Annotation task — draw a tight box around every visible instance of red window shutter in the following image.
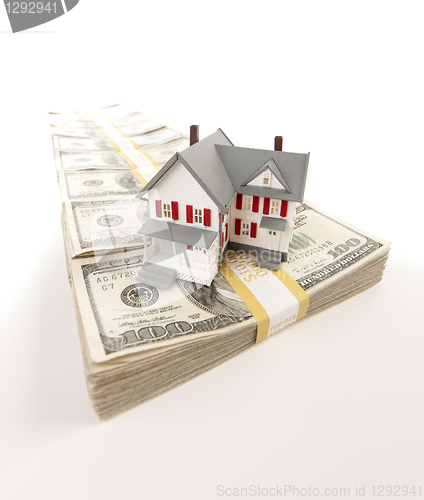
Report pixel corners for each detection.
[252,196,259,213]
[171,201,179,220]
[236,193,243,210]
[225,223,228,241]
[155,200,162,218]
[222,233,224,247]
[250,222,257,238]
[280,200,288,217]
[186,205,193,223]
[222,214,224,223]
[263,198,270,215]
[204,208,211,227]
[235,218,241,235]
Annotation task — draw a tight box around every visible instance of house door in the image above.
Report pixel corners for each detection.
[267,230,281,250]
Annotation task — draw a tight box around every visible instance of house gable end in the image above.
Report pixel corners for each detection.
[149,159,221,232]
[242,158,292,193]
[216,145,309,203]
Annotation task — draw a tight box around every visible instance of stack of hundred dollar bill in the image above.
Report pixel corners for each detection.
[51,104,390,420]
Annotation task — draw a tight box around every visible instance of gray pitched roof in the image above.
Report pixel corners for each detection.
[216,145,309,203]
[138,129,309,209]
[178,129,235,211]
[136,129,235,211]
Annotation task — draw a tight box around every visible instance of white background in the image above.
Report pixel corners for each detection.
[1,2,423,499]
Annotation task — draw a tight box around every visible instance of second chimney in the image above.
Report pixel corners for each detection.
[274,136,283,151]
[190,125,199,146]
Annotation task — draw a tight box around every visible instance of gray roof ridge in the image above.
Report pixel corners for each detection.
[215,144,237,191]
[266,159,293,193]
[216,128,235,146]
[218,143,310,157]
[178,129,235,211]
[178,143,230,212]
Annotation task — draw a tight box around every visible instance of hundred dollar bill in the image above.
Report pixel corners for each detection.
[142,138,189,164]
[48,110,146,128]
[55,150,129,171]
[72,201,390,363]
[71,247,252,363]
[48,103,132,121]
[58,170,143,201]
[107,112,151,127]
[48,116,97,128]
[51,118,164,138]
[52,127,185,153]
[54,137,190,171]
[96,103,140,121]
[64,198,148,257]
[284,202,390,304]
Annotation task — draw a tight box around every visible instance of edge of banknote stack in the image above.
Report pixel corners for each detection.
[50,103,391,420]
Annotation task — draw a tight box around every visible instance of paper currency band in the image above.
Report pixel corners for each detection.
[84,111,160,187]
[222,251,309,343]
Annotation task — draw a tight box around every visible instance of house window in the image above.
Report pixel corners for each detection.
[242,222,250,236]
[263,172,271,185]
[194,208,203,224]
[270,200,280,216]
[243,195,252,211]
[163,203,171,218]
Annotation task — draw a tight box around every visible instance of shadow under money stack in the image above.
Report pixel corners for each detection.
[52,104,390,420]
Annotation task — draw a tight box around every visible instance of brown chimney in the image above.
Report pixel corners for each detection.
[190,125,199,146]
[274,136,283,151]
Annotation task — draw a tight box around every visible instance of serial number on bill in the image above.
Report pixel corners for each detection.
[5,2,58,13]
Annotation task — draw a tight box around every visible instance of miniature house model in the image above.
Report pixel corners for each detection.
[136,127,309,289]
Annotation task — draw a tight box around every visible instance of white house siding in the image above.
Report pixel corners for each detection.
[145,159,221,285]
[147,160,220,233]
[228,195,296,254]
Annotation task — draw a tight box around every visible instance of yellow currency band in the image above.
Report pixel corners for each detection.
[116,153,148,185]
[84,111,160,180]
[97,112,142,151]
[272,267,310,323]
[139,149,161,171]
[131,169,148,186]
[221,261,269,342]
[117,151,139,171]
[221,261,309,343]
